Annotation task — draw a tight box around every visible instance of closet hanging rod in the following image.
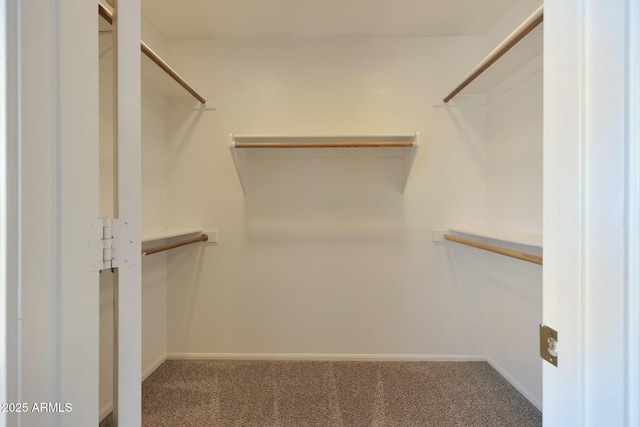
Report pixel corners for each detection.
[235,141,414,149]
[98,3,207,105]
[444,234,542,265]
[98,2,112,24]
[142,234,208,256]
[442,5,543,103]
[140,42,207,104]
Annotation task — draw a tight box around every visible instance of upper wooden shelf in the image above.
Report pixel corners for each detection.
[98,2,207,105]
[443,5,543,104]
[228,133,420,194]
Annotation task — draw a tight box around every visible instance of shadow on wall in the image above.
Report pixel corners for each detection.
[166,244,208,341]
[243,154,406,247]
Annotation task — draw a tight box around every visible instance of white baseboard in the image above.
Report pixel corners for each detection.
[167,352,486,362]
[142,353,168,381]
[486,356,542,411]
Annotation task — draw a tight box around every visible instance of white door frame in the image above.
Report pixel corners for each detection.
[0,0,20,425]
[6,0,638,426]
[6,1,143,425]
[543,0,640,425]
[6,0,102,425]
[112,0,142,425]
[35,0,99,424]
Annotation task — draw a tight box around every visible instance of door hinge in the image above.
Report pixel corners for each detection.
[102,217,115,270]
[94,217,138,271]
[540,324,558,366]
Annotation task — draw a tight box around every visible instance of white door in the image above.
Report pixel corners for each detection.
[3,0,143,426]
[12,0,101,426]
[543,0,640,425]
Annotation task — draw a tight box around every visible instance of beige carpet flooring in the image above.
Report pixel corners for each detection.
[100,360,541,426]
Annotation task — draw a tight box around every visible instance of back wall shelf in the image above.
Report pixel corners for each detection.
[228,133,420,194]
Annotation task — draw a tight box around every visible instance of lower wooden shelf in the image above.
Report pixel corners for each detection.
[142,228,202,244]
[448,227,542,248]
[446,227,542,265]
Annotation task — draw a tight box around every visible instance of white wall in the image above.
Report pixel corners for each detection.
[441,67,543,408]
[163,37,490,358]
[487,71,542,232]
[483,2,543,409]
[158,0,543,410]
[485,70,543,408]
[486,0,543,49]
[139,81,170,376]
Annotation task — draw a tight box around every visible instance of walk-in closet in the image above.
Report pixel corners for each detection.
[96,0,545,425]
[8,0,640,426]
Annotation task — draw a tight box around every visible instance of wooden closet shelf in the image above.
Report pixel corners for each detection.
[98,2,207,104]
[445,234,542,265]
[142,234,208,256]
[443,5,543,103]
[142,228,202,243]
[447,227,542,247]
[229,133,419,194]
[445,228,542,265]
[234,140,414,149]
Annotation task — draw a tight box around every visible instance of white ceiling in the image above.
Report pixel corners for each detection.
[141,0,520,39]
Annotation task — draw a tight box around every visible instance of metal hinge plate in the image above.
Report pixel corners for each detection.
[92,217,138,271]
[540,324,558,366]
[102,217,114,269]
